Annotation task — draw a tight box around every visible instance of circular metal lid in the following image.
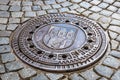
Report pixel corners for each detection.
[11,13,107,72]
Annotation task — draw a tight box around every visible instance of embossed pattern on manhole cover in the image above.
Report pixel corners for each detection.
[11,13,107,72]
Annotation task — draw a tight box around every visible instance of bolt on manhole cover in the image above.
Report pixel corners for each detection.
[11,13,107,72]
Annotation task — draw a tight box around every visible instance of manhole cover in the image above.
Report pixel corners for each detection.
[11,13,107,72]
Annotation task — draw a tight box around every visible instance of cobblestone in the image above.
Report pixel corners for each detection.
[22,6,32,11]
[116,35,120,41]
[59,8,69,12]
[33,1,44,5]
[113,2,120,7]
[94,65,114,78]
[90,6,102,12]
[111,70,120,80]
[110,19,120,26]
[71,0,82,3]
[31,73,49,80]
[9,6,21,11]
[0,45,11,53]
[0,5,9,11]
[100,10,113,16]
[0,0,9,5]
[90,0,101,5]
[52,4,61,9]
[69,4,80,10]
[98,3,109,9]
[107,6,118,12]
[22,1,32,6]
[1,53,16,63]
[112,13,120,20]
[111,40,119,49]
[45,0,56,5]
[47,9,58,13]
[0,31,11,37]
[103,0,115,4]
[25,12,36,17]
[19,68,36,79]
[0,24,6,30]
[7,24,18,30]
[110,50,120,58]
[61,1,72,7]
[109,31,118,39]
[32,6,41,11]
[89,13,101,20]
[0,37,9,45]
[11,12,23,18]
[5,61,24,71]
[0,64,5,73]
[41,5,52,10]
[79,1,92,9]
[0,18,8,24]
[46,73,63,80]
[103,56,120,69]
[37,10,47,16]
[9,18,20,23]
[109,26,120,33]
[1,72,20,80]
[80,69,100,80]
[69,73,84,80]
[9,1,21,6]
[99,77,108,80]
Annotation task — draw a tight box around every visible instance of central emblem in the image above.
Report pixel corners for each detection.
[43,26,77,49]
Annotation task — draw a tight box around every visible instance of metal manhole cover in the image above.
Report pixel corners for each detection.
[11,13,107,72]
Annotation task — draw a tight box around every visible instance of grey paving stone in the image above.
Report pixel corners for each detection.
[79,1,92,9]
[94,65,114,78]
[9,1,21,5]
[0,24,6,30]
[98,2,109,8]
[109,31,118,39]
[1,53,16,63]
[45,0,56,5]
[112,13,120,20]
[52,4,61,9]
[0,5,9,11]
[110,50,120,58]
[113,2,120,7]
[89,13,101,20]
[82,11,92,16]
[1,72,20,80]
[0,37,9,45]
[32,6,41,11]
[9,6,21,11]
[0,64,5,73]
[47,9,58,13]
[110,19,120,26]
[22,1,32,6]
[19,68,36,79]
[56,0,66,3]
[80,69,100,80]
[41,5,52,10]
[107,6,118,12]
[76,8,85,13]
[109,26,120,33]
[9,18,20,23]
[98,16,111,24]
[116,35,120,41]
[69,4,80,10]
[0,18,8,24]
[0,31,11,37]
[103,0,115,4]
[111,40,119,49]
[33,1,44,5]
[5,61,24,71]
[22,6,32,11]
[69,73,84,80]
[90,0,101,5]
[111,70,120,80]
[25,12,36,17]
[11,12,23,17]
[100,10,113,16]
[0,45,11,53]
[59,8,69,12]
[0,0,9,5]
[46,73,63,80]
[90,6,102,12]
[71,0,82,3]
[103,56,120,69]
[61,1,72,7]
[37,10,47,16]
[0,11,10,17]
[31,73,49,80]
[7,24,18,30]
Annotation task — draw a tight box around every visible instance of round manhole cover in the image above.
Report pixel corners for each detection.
[11,13,107,72]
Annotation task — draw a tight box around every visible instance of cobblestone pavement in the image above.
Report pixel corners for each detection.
[0,0,120,80]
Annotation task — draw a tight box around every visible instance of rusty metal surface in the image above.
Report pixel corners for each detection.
[11,13,107,72]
